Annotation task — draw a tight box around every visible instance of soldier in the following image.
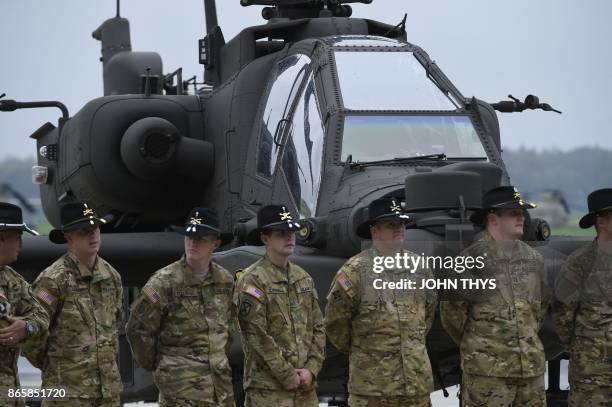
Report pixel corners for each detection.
[126,207,235,406]
[0,203,49,407]
[25,202,123,406]
[553,188,612,406]
[440,186,549,406]
[234,204,325,407]
[324,197,437,407]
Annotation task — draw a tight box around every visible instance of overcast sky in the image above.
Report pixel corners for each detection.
[1,0,611,160]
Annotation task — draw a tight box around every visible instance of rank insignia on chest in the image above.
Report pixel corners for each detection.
[143,287,161,304]
[337,272,352,292]
[243,284,264,300]
[36,288,57,307]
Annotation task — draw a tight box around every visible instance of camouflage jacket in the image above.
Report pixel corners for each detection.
[440,233,549,378]
[553,240,612,386]
[126,257,235,405]
[324,247,437,397]
[0,265,49,398]
[24,252,123,399]
[233,257,325,391]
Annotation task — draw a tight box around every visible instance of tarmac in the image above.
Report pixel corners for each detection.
[18,358,569,406]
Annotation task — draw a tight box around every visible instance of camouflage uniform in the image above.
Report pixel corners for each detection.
[324,247,437,406]
[126,256,235,407]
[553,240,612,406]
[24,252,123,406]
[440,233,549,407]
[234,256,325,407]
[0,265,49,407]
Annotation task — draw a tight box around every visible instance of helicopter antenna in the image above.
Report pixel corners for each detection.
[116,0,120,17]
[144,67,151,97]
[383,13,407,37]
[203,0,219,34]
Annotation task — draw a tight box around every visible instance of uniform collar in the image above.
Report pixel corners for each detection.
[483,232,520,260]
[261,256,304,284]
[66,251,110,283]
[180,255,214,286]
[594,238,612,257]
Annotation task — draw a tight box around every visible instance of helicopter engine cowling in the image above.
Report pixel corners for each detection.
[33,94,211,230]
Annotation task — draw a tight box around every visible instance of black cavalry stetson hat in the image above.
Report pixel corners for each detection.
[172,207,234,246]
[579,188,612,229]
[470,186,536,225]
[0,202,38,235]
[246,204,302,246]
[49,202,107,244]
[356,197,411,239]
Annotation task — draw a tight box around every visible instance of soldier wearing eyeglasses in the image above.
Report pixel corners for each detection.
[441,186,550,407]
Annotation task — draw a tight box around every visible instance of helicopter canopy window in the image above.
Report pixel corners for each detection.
[281,74,324,218]
[330,36,405,47]
[334,51,457,111]
[257,54,311,179]
[341,115,487,162]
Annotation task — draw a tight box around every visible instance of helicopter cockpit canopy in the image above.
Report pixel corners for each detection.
[330,36,488,163]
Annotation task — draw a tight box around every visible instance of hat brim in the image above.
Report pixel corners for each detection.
[0,223,39,236]
[579,205,612,229]
[356,213,411,240]
[172,225,234,246]
[470,201,536,225]
[246,221,302,246]
[48,217,107,244]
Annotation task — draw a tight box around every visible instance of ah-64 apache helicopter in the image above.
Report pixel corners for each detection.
[1,0,574,405]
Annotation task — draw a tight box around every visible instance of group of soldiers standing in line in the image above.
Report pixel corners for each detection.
[0,186,610,406]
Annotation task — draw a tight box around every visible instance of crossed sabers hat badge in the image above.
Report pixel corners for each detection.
[279,208,293,221]
[186,212,203,233]
[513,187,526,205]
[390,200,402,213]
[82,203,99,226]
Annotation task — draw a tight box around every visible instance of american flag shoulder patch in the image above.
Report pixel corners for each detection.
[142,287,161,304]
[337,272,352,292]
[36,288,57,307]
[243,284,264,300]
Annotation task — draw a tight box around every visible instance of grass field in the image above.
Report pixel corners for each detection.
[551,214,596,237]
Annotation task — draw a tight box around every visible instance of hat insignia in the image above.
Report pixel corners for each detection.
[280,210,293,221]
[83,208,94,216]
[390,200,401,213]
[189,217,203,225]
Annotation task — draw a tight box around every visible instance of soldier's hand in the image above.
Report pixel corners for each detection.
[0,317,27,346]
[285,372,301,390]
[296,368,313,389]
